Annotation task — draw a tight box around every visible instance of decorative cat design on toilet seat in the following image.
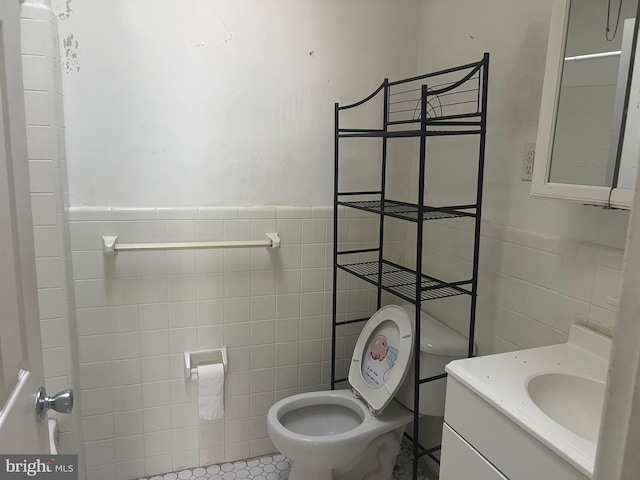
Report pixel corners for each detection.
[362,334,399,387]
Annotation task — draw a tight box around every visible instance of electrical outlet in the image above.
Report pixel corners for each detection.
[521,143,535,181]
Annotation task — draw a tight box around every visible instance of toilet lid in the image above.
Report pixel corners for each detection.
[348,305,414,414]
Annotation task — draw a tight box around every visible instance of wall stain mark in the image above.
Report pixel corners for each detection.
[222,22,233,44]
[62,33,80,73]
[53,0,73,20]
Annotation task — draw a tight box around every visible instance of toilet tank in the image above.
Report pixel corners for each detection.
[394,305,470,416]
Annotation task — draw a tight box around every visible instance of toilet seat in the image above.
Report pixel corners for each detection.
[349,305,414,414]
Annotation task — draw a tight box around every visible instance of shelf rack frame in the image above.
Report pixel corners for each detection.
[331,53,489,480]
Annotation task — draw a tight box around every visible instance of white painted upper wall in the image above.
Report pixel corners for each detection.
[59,0,632,248]
[58,0,423,207]
[416,0,630,249]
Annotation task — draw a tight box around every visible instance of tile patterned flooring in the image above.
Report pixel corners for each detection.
[139,443,433,480]
[392,443,435,480]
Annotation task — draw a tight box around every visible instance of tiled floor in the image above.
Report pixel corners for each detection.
[392,443,435,480]
[139,443,433,480]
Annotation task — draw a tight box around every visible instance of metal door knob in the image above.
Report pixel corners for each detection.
[35,387,73,421]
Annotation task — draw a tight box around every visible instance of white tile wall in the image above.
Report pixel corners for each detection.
[69,206,399,479]
[405,218,623,355]
[65,204,623,479]
[21,4,85,475]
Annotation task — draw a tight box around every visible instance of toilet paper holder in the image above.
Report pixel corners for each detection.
[184,348,228,381]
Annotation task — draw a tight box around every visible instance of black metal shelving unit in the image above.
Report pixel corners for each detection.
[331,53,489,480]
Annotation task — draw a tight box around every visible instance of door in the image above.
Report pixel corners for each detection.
[0,0,48,453]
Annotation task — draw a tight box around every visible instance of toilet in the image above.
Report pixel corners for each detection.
[267,304,469,480]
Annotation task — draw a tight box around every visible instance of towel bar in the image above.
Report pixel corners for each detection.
[102,233,280,253]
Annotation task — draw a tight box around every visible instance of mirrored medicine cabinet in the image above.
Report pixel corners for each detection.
[532,0,640,209]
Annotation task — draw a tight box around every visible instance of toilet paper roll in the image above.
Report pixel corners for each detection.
[197,363,224,421]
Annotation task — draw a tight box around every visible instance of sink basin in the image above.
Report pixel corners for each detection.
[527,373,605,443]
[446,325,611,477]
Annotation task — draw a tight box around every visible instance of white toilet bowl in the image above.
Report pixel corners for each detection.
[267,305,415,480]
[268,390,412,479]
[266,304,470,480]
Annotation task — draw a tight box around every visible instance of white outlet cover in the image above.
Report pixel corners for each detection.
[521,144,535,181]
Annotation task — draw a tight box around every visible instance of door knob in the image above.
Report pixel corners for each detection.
[35,387,73,421]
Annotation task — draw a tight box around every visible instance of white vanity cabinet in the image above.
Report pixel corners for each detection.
[440,423,507,480]
[440,377,590,480]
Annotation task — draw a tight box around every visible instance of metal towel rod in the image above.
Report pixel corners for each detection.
[102,233,280,254]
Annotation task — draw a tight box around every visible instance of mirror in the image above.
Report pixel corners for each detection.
[532,0,640,208]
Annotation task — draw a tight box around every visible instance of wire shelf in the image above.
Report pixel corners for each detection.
[337,199,476,222]
[337,260,470,303]
[337,128,482,138]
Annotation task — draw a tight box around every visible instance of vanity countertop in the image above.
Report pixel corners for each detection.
[445,325,611,478]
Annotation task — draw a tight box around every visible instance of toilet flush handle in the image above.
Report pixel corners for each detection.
[35,387,74,421]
